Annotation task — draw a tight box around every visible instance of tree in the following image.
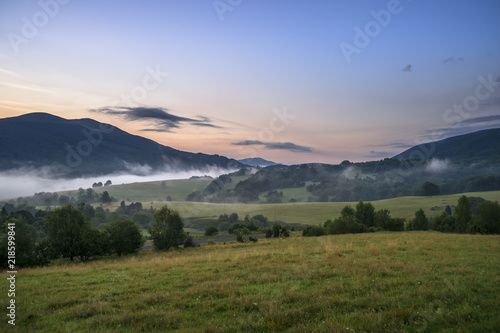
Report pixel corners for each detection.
[355,201,375,228]
[229,213,239,223]
[433,211,455,233]
[386,217,405,232]
[149,206,186,250]
[474,201,500,234]
[205,225,219,236]
[106,217,144,255]
[101,191,112,204]
[455,195,471,233]
[326,205,366,234]
[0,218,35,268]
[408,208,428,231]
[43,204,99,261]
[374,209,392,230]
[184,233,197,248]
[105,180,112,186]
[58,195,70,206]
[272,223,281,238]
[421,182,440,196]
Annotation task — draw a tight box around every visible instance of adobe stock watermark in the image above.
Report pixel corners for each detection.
[7,0,71,54]
[52,65,169,171]
[339,0,412,64]
[213,0,243,21]
[6,221,17,326]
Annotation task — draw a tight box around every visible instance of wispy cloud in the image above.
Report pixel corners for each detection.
[442,57,464,64]
[460,114,500,126]
[232,140,313,153]
[402,64,412,72]
[0,80,55,93]
[89,106,221,131]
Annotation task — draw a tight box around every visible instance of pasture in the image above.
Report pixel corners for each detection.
[4,232,499,332]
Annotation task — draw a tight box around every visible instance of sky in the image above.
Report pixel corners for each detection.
[0,0,499,165]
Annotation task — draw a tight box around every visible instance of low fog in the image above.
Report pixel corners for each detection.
[425,158,452,173]
[0,167,234,201]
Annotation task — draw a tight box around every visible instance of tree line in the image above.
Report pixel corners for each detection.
[0,203,196,268]
[302,196,500,237]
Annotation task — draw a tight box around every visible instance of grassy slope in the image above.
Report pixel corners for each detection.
[60,178,500,224]
[4,232,499,332]
[72,178,213,203]
[142,191,500,225]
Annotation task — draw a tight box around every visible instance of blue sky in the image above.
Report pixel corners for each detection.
[1,0,499,164]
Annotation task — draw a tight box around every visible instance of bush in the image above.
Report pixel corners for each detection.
[248,236,258,242]
[183,234,197,248]
[302,225,325,237]
[236,233,244,243]
[205,225,219,236]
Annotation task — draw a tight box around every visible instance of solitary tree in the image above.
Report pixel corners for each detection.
[149,206,186,250]
[106,217,144,255]
[205,225,219,236]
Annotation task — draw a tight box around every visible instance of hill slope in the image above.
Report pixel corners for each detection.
[392,128,500,163]
[0,113,242,177]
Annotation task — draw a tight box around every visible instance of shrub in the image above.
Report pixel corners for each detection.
[236,233,244,243]
[183,234,197,248]
[205,225,219,236]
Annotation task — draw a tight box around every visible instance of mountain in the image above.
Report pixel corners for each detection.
[392,128,500,163]
[0,113,243,177]
[238,158,279,167]
[190,129,500,203]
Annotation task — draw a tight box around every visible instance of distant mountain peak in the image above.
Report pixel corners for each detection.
[238,158,279,167]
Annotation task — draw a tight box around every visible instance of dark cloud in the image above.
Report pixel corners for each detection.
[139,128,174,133]
[442,57,464,64]
[232,140,313,153]
[266,142,313,153]
[233,140,264,146]
[402,64,412,72]
[89,106,221,131]
[460,115,500,126]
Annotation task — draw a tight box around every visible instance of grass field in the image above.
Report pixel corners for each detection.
[3,232,499,332]
[97,191,500,226]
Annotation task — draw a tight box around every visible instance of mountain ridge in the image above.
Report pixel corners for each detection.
[392,128,500,163]
[0,112,242,177]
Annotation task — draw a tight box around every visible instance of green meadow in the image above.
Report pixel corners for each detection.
[3,232,499,332]
[95,191,500,225]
